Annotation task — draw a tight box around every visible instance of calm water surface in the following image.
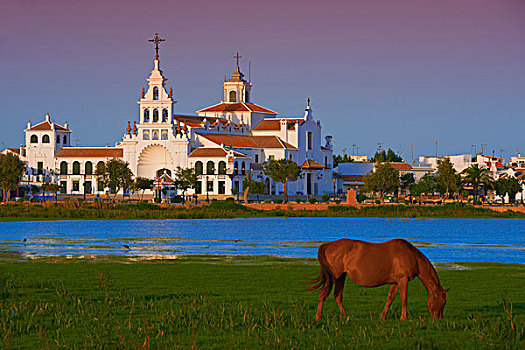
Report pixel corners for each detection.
[0,218,524,263]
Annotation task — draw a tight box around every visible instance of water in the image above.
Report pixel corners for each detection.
[0,218,524,263]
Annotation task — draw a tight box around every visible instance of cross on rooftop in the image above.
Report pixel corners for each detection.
[234,52,242,68]
[148,33,166,60]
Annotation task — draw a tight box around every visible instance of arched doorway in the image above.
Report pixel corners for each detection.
[265,178,271,195]
[137,145,174,178]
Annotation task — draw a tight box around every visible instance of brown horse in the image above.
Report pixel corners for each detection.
[309,238,448,321]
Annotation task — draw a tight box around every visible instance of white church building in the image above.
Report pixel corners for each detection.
[4,34,334,199]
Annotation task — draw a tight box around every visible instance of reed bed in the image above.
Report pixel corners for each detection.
[1,202,524,222]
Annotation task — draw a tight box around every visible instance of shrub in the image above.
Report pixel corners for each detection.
[273,198,283,204]
[153,197,161,203]
[209,199,249,211]
[321,194,329,203]
[309,197,317,204]
[171,196,183,203]
[357,194,367,203]
[295,198,301,203]
[264,199,272,203]
[302,199,307,203]
[334,198,342,204]
[375,199,381,204]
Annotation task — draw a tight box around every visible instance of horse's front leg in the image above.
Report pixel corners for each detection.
[380,283,398,320]
[398,277,409,321]
[333,274,347,316]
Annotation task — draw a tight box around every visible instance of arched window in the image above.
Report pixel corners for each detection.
[143,130,150,140]
[60,161,68,175]
[161,130,168,140]
[229,90,237,103]
[153,109,159,122]
[63,135,67,144]
[153,87,159,100]
[241,161,246,175]
[162,109,168,122]
[152,129,159,140]
[144,109,150,122]
[245,90,250,102]
[234,161,238,175]
[30,135,38,143]
[73,161,80,175]
[96,161,105,174]
[56,135,61,143]
[85,161,93,175]
[195,161,203,175]
[206,161,215,175]
[42,135,50,143]
[218,161,226,175]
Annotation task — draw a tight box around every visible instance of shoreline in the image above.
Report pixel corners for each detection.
[2,201,525,222]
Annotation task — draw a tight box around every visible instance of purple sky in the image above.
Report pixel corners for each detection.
[1,0,524,161]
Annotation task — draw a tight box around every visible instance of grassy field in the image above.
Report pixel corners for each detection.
[0,255,523,349]
[1,201,525,221]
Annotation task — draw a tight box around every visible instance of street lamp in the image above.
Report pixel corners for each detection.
[333,177,336,200]
[206,176,209,203]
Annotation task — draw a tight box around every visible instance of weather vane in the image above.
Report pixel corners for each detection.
[148,33,166,60]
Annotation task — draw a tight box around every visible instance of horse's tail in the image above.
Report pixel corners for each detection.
[307,243,333,292]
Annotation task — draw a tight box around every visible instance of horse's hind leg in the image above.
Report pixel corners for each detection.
[315,279,333,321]
[334,273,347,316]
[380,284,398,320]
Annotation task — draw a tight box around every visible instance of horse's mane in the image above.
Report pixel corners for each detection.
[406,241,442,292]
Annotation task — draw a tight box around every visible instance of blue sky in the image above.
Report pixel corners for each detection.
[1,0,524,160]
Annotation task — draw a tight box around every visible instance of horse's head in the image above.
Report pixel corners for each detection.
[427,288,449,320]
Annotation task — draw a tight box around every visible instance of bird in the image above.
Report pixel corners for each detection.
[123,244,130,250]
[23,238,27,243]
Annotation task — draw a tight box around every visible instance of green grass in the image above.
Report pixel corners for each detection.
[0,256,523,349]
[1,202,525,221]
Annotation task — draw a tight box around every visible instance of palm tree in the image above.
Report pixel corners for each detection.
[461,164,494,203]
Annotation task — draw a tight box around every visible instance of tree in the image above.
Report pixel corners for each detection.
[244,177,266,202]
[133,177,154,201]
[461,164,493,203]
[95,158,133,200]
[435,158,460,200]
[371,148,403,163]
[332,154,354,167]
[43,182,62,202]
[410,173,436,204]
[0,153,26,201]
[173,167,199,203]
[263,159,301,203]
[495,177,522,205]
[362,162,400,203]
[400,173,415,198]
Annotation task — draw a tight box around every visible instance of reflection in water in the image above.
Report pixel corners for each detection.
[0,218,524,263]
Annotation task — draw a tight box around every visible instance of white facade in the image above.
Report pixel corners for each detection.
[6,41,334,198]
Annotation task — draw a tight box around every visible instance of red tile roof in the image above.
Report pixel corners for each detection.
[197,133,297,150]
[301,159,325,169]
[173,115,230,128]
[197,102,277,114]
[252,119,301,131]
[55,148,123,158]
[388,162,412,170]
[189,147,248,158]
[28,120,70,132]
[486,162,505,169]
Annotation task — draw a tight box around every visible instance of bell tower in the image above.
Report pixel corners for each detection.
[223,52,252,104]
[138,33,175,125]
